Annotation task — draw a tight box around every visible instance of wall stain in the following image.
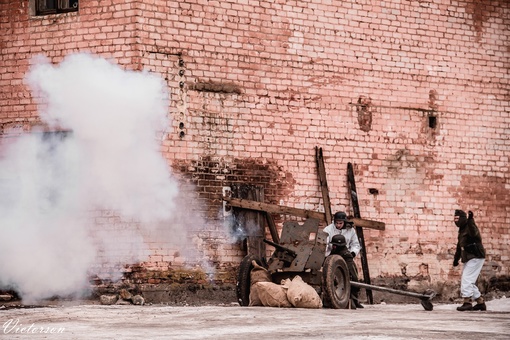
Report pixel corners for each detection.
[356,96,373,132]
[450,174,509,233]
[464,0,498,42]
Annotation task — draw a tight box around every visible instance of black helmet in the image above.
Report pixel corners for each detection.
[331,234,347,247]
[333,211,348,222]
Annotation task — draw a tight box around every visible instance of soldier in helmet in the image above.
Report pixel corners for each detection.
[330,234,357,277]
[324,211,363,308]
[330,234,362,308]
[324,211,361,258]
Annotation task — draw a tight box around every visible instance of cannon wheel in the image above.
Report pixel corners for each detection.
[322,255,351,309]
[236,254,261,306]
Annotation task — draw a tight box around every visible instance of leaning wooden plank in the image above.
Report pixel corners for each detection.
[265,212,280,244]
[223,197,385,231]
[315,146,333,225]
[347,161,374,304]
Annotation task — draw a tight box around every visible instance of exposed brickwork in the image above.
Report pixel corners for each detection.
[1,0,509,291]
[172,156,296,219]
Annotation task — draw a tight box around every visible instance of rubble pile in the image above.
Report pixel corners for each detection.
[100,289,145,306]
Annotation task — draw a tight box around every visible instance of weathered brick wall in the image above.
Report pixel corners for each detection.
[1,0,509,291]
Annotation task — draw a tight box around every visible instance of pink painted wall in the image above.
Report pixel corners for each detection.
[1,0,508,288]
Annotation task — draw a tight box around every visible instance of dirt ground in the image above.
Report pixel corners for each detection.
[1,297,509,340]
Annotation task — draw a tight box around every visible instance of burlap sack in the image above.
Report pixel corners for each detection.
[249,260,272,306]
[251,282,292,308]
[281,278,292,288]
[249,283,263,306]
[250,260,272,285]
[286,275,323,309]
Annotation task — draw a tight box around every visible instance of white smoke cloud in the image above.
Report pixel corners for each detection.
[0,53,188,302]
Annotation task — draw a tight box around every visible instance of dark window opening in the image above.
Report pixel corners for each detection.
[36,0,79,15]
[368,188,379,195]
[428,116,437,129]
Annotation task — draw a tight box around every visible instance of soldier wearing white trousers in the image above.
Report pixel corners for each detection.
[453,210,487,311]
[460,257,485,300]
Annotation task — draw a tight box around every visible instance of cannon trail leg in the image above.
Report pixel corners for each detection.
[350,281,436,311]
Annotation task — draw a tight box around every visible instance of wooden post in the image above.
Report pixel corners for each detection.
[315,146,333,225]
[231,184,266,260]
[347,162,374,304]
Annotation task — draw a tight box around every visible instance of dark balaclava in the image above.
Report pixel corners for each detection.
[454,209,467,228]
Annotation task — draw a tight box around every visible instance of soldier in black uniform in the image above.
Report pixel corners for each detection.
[453,209,487,311]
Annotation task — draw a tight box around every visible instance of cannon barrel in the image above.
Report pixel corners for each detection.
[263,239,297,257]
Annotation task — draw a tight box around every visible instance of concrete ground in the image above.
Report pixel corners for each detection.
[1,298,509,340]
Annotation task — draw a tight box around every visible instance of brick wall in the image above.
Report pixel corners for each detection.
[1,0,509,291]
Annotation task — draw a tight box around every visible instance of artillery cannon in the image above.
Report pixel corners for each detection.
[236,218,435,310]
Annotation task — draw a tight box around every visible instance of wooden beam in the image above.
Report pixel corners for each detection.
[223,197,385,231]
[224,197,325,220]
[315,146,333,225]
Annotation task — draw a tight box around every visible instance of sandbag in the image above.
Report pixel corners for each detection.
[250,260,272,285]
[249,261,272,306]
[251,282,292,308]
[285,275,323,309]
[248,283,263,306]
